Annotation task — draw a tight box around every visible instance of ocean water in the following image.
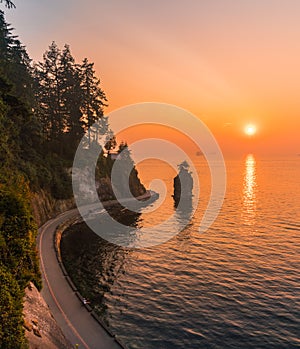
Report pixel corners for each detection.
[61,156,300,349]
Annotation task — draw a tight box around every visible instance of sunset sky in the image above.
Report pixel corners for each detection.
[5,0,300,157]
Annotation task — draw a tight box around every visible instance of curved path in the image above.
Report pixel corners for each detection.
[38,191,155,349]
[38,208,124,349]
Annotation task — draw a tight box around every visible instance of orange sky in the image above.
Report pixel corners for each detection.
[5,0,300,157]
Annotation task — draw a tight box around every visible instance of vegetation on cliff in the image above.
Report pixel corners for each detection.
[0,178,41,349]
[0,4,145,347]
[0,7,42,347]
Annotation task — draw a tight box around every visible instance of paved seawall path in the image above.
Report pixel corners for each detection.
[38,191,155,349]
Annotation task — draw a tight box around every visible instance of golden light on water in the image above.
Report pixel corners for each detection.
[242,154,257,225]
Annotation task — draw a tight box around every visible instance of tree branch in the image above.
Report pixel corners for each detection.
[0,0,16,9]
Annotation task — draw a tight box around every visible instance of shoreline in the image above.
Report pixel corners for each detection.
[38,208,126,349]
[54,216,128,348]
[40,190,158,349]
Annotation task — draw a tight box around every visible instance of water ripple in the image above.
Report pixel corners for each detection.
[61,158,300,349]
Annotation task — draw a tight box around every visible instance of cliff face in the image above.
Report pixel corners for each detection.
[31,189,75,227]
[23,282,73,349]
[108,166,146,200]
[31,165,147,243]
[74,165,146,204]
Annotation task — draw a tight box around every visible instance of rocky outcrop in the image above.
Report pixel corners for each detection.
[31,189,75,227]
[173,165,193,204]
[73,167,146,204]
[23,282,73,349]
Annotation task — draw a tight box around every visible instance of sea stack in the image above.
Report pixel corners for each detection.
[173,161,193,205]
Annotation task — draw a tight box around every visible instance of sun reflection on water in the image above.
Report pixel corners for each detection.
[242,154,257,225]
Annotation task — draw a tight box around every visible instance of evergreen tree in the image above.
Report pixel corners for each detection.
[118,141,132,161]
[60,45,83,143]
[0,0,15,8]
[34,43,108,155]
[34,42,65,142]
[105,130,117,154]
[0,11,33,102]
[8,39,34,103]
[0,10,13,70]
[80,58,107,145]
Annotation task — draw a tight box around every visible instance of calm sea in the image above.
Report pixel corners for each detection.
[61,156,300,349]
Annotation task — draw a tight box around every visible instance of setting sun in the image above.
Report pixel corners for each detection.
[2,2,300,349]
[244,124,257,136]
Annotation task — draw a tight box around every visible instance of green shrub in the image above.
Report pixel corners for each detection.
[0,263,28,349]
